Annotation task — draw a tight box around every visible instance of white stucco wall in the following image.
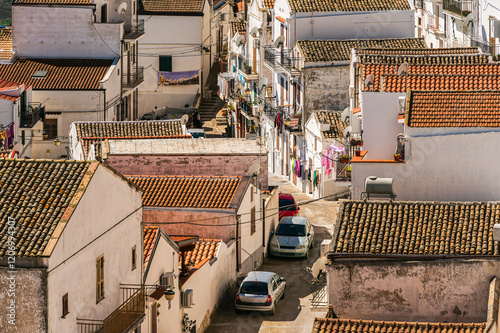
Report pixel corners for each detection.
[47,164,143,332]
[289,10,415,45]
[361,92,405,160]
[352,131,500,201]
[12,6,122,58]
[143,232,182,333]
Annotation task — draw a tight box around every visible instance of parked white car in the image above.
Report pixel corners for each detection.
[235,271,286,315]
[269,216,314,258]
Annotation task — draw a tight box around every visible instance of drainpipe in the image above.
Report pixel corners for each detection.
[103,90,107,121]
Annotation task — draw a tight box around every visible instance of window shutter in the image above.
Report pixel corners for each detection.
[159,56,172,72]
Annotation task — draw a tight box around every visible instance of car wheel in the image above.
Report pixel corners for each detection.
[267,304,275,316]
[235,308,242,314]
[281,289,286,300]
[310,239,314,249]
[305,249,309,259]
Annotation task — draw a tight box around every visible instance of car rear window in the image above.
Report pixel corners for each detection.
[276,223,306,236]
[240,282,268,295]
[279,198,296,211]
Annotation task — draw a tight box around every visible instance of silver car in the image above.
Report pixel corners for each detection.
[269,216,314,258]
[235,271,286,315]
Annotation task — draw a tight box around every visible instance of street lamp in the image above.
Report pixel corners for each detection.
[54,138,61,146]
[164,288,175,301]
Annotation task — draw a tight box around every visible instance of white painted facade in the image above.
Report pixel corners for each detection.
[138,1,211,115]
[143,229,182,333]
[46,164,143,332]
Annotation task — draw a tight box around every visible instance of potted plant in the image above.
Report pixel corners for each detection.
[355,150,362,157]
[350,138,363,146]
[339,154,349,164]
[394,153,403,162]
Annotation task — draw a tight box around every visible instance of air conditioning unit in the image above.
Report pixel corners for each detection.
[253,39,260,48]
[320,123,330,132]
[160,272,175,288]
[252,105,260,116]
[182,289,194,307]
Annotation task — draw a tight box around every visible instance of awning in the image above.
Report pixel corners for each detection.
[276,16,286,23]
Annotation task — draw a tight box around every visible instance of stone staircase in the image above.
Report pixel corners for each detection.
[199,96,224,124]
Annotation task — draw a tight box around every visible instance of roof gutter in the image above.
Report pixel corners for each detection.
[327,253,500,262]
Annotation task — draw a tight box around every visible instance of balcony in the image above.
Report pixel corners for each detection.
[264,46,281,71]
[123,20,145,40]
[122,67,144,89]
[20,102,44,128]
[263,47,301,76]
[237,55,259,80]
[77,287,145,333]
[334,142,362,182]
[443,0,473,17]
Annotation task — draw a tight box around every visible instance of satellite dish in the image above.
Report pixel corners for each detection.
[180,114,189,125]
[250,27,259,38]
[343,125,352,138]
[258,77,268,91]
[117,2,127,15]
[464,12,474,27]
[341,107,351,123]
[274,35,285,48]
[311,256,328,279]
[364,74,374,89]
[246,163,261,177]
[397,62,409,76]
[235,35,245,47]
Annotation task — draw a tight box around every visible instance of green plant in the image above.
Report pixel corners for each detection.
[183,313,196,333]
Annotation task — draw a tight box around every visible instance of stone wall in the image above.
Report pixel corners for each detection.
[328,259,500,323]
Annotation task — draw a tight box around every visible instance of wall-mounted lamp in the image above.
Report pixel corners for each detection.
[164,288,175,301]
[245,88,251,96]
[54,138,61,146]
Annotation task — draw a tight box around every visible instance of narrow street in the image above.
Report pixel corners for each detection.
[206,177,339,333]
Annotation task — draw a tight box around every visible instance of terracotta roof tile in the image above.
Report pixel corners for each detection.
[127,175,242,208]
[180,238,221,266]
[171,235,198,243]
[357,47,479,56]
[297,39,426,62]
[230,21,246,37]
[264,0,274,9]
[406,90,500,127]
[13,0,91,4]
[75,120,184,139]
[359,53,489,66]
[0,150,12,158]
[143,226,159,268]
[290,0,410,12]
[334,201,500,256]
[311,318,486,333]
[0,29,14,60]
[362,64,500,92]
[315,111,346,139]
[0,58,114,90]
[382,74,500,92]
[140,0,204,13]
[0,159,94,257]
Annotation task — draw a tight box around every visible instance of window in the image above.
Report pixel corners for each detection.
[31,70,48,79]
[250,188,254,203]
[250,207,256,235]
[159,55,172,72]
[131,246,137,270]
[96,255,105,303]
[43,119,57,140]
[62,293,69,317]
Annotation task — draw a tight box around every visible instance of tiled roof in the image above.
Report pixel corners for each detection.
[357,47,479,56]
[289,0,410,12]
[230,21,246,37]
[334,201,500,256]
[127,175,242,208]
[358,53,489,65]
[140,0,204,13]
[171,235,198,243]
[179,238,221,266]
[406,90,500,127]
[0,159,96,257]
[144,226,159,268]
[362,64,500,91]
[0,150,11,158]
[0,94,19,102]
[263,0,274,9]
[0,29,14,60]
[311,318,486,333]
[316,111,346,139]
[13,0,92,5]
[297,39,426,62]
[0,58,114,90]
[382,74,500,92]
[75,120,184,140]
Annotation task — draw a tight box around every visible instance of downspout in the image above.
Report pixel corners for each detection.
[103,89,107,121]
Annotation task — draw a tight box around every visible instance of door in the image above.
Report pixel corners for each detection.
[101,4,107,23]
[151,302,157,333]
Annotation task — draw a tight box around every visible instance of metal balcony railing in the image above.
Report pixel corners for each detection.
[264,46,280,70]
[122,66,144,89]
[443,0,473,17]
[278,49,301,76]
[20,102,44,128]
[77,287,145,333]
[237,55,257,76]
[123,20,145,40]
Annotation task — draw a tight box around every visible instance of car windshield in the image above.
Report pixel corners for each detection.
[279,198,296,211]
[240,281,268,295]
[276,223,306,236]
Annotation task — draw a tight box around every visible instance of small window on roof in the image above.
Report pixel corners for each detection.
[32,70,48,79]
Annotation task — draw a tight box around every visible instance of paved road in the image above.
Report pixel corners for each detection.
[207,180,339,333]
